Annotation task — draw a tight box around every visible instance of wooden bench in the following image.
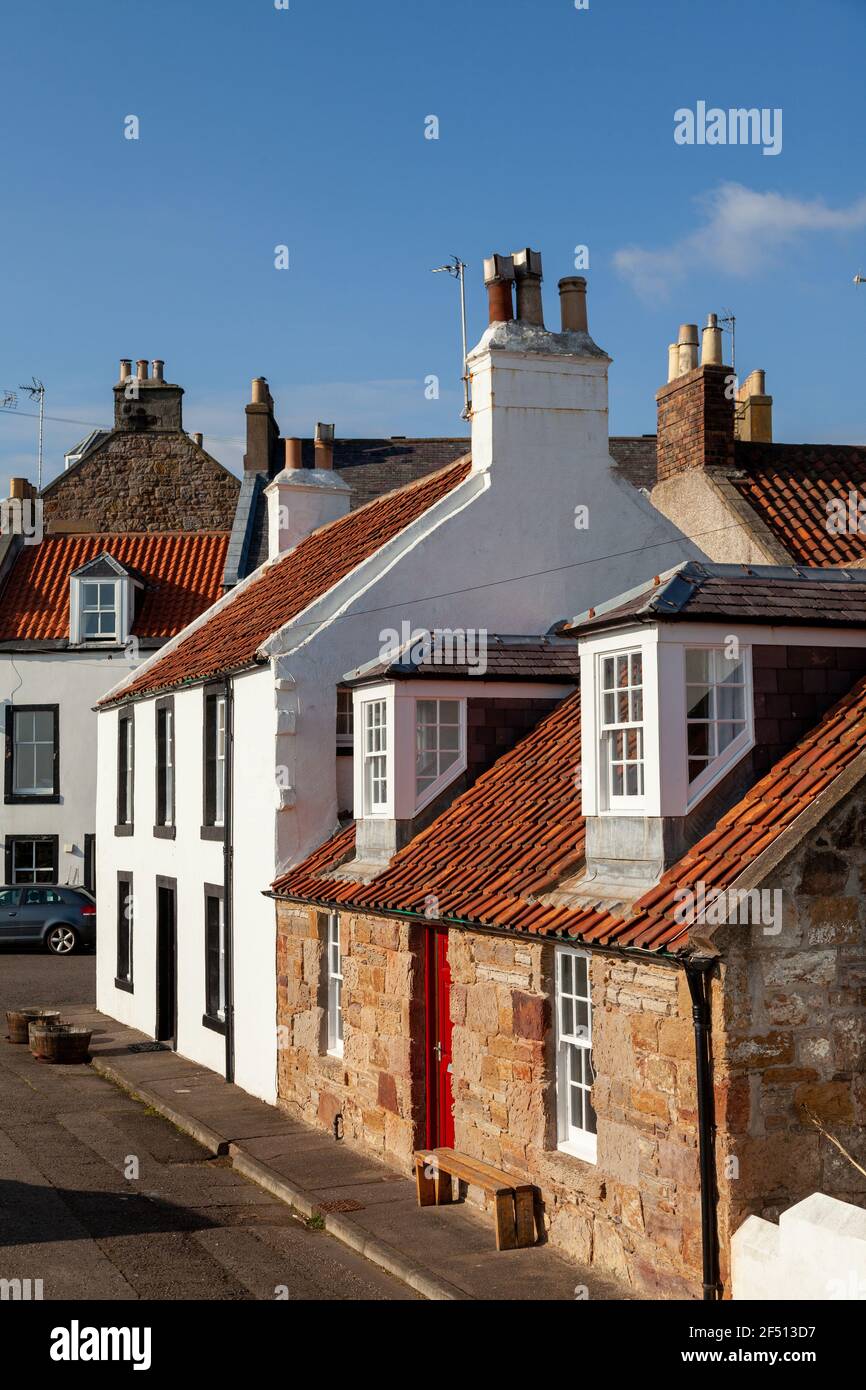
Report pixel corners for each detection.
[414,1147,537,1251]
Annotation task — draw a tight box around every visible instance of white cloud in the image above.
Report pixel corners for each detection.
[614,184,866,299]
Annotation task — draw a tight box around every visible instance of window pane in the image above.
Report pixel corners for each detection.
[99,583,115,606]
[717,684,745,721]
[616,654,628,687]
[685,649,709,683]
[603,692,615,724]
[34,744,54,788]
[602,657,614,690]
[33,711,54,742]
[630,653,642,686]
[574,955,587,996]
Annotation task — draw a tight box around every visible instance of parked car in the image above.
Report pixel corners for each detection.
[0,885,96,954]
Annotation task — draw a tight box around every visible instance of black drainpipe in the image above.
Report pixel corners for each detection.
[685,957,721,1301]
[223,676,235,1085]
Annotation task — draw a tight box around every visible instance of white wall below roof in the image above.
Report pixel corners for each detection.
[96,682,276,1094]
[1,650,139,886]
[732,1193,866,1300]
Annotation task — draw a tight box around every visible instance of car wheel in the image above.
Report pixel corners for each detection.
[46,925,78,955]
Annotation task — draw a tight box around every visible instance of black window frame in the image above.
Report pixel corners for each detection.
[201,685,227,840]
[115,871,134,993]
[116,707,135,835]
[154,696,176,838]
[4,834,59,885]
[4,704,60,804]
[202,883,226,1034]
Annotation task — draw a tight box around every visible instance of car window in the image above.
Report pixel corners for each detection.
[0,888,20,908]
[23,888,64,905]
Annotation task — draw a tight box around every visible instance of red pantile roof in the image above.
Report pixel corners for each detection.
[732,442,866,565]
[0,532,229,641]
[100,456,471,706]
[273,673,866,956]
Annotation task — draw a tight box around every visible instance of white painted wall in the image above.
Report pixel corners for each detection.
[0,650,139,885]
[733,1193,866,1300]
[96,673,278,1102]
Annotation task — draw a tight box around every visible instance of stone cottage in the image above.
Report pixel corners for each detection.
[271,563,866,1298]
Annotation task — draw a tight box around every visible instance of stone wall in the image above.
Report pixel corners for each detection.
[276,903,425,1170]
[713,784,866,1278]
[42,432,239,534]
[449,930,705,1297]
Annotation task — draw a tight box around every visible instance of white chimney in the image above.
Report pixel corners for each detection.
[264,430,351,559]
[467,252,611,497]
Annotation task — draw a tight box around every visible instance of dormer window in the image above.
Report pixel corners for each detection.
[69,554,137,646]
[685,648,749,790]
[600,651,644,803]
[82,581,118,640]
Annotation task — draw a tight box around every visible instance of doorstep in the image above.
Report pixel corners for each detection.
[69,1004,631,1302]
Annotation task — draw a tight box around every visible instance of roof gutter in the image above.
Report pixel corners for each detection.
[264,889,681,966]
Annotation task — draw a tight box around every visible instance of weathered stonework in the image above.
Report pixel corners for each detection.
[712,785,866,1284]
[275,780,866,1298]
[276,904,426,1170]
[42,431,239,534]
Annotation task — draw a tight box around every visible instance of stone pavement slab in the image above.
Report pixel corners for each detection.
[73,1004,631,1301]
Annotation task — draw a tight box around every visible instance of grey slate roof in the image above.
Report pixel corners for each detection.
[569,561,866,633]
[343,634,582,685]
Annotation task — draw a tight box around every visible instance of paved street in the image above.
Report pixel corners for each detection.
[0,948,415,1301]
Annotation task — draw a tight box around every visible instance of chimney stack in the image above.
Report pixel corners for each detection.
[315,423,335,471]
[136,359,149,382]
[656,317,734,483]
[483,254,515,324]
[559,277,588,333]
[244,376,279,473]
[9,477,35,502]
[735,369,773,443]
[284,438,302,470]
[512,249,544,326]
[114,358,184,431]
[119,359,132,382]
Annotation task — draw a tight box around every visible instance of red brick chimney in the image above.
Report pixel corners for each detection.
[655,317,734,481]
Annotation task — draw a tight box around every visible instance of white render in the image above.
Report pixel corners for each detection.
[0,649,140,886]
[96,310,705,1103]
[732,1193,866,1300]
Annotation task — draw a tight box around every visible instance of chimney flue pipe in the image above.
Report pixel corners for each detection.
[314,423,334,471]
[559,277,588,333]
[151,359,165,383]
[512,248,544,327]
[136,359,149,382]
[285,437,302,470]
[119,359,132,382]
[483,254,515,324]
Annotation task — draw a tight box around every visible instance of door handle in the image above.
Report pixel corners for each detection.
[433,1041,443,1062]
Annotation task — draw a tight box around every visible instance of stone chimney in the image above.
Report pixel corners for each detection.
[264,424,351,559]
[244,377,280,474]
[114,357,184,432]
[735,369,773,443]
[655,317,734,481]
[8,477,35,502]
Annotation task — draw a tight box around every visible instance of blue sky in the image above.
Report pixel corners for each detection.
[1,0,864,483]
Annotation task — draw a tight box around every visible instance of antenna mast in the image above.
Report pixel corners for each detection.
[19,379,45,490]
[432,256,471,420]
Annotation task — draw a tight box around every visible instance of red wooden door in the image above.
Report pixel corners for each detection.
[425,927,454,1148]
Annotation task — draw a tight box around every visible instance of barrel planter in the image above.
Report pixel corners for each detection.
[30,1024,92,1064]
[5,1007,61,1044]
